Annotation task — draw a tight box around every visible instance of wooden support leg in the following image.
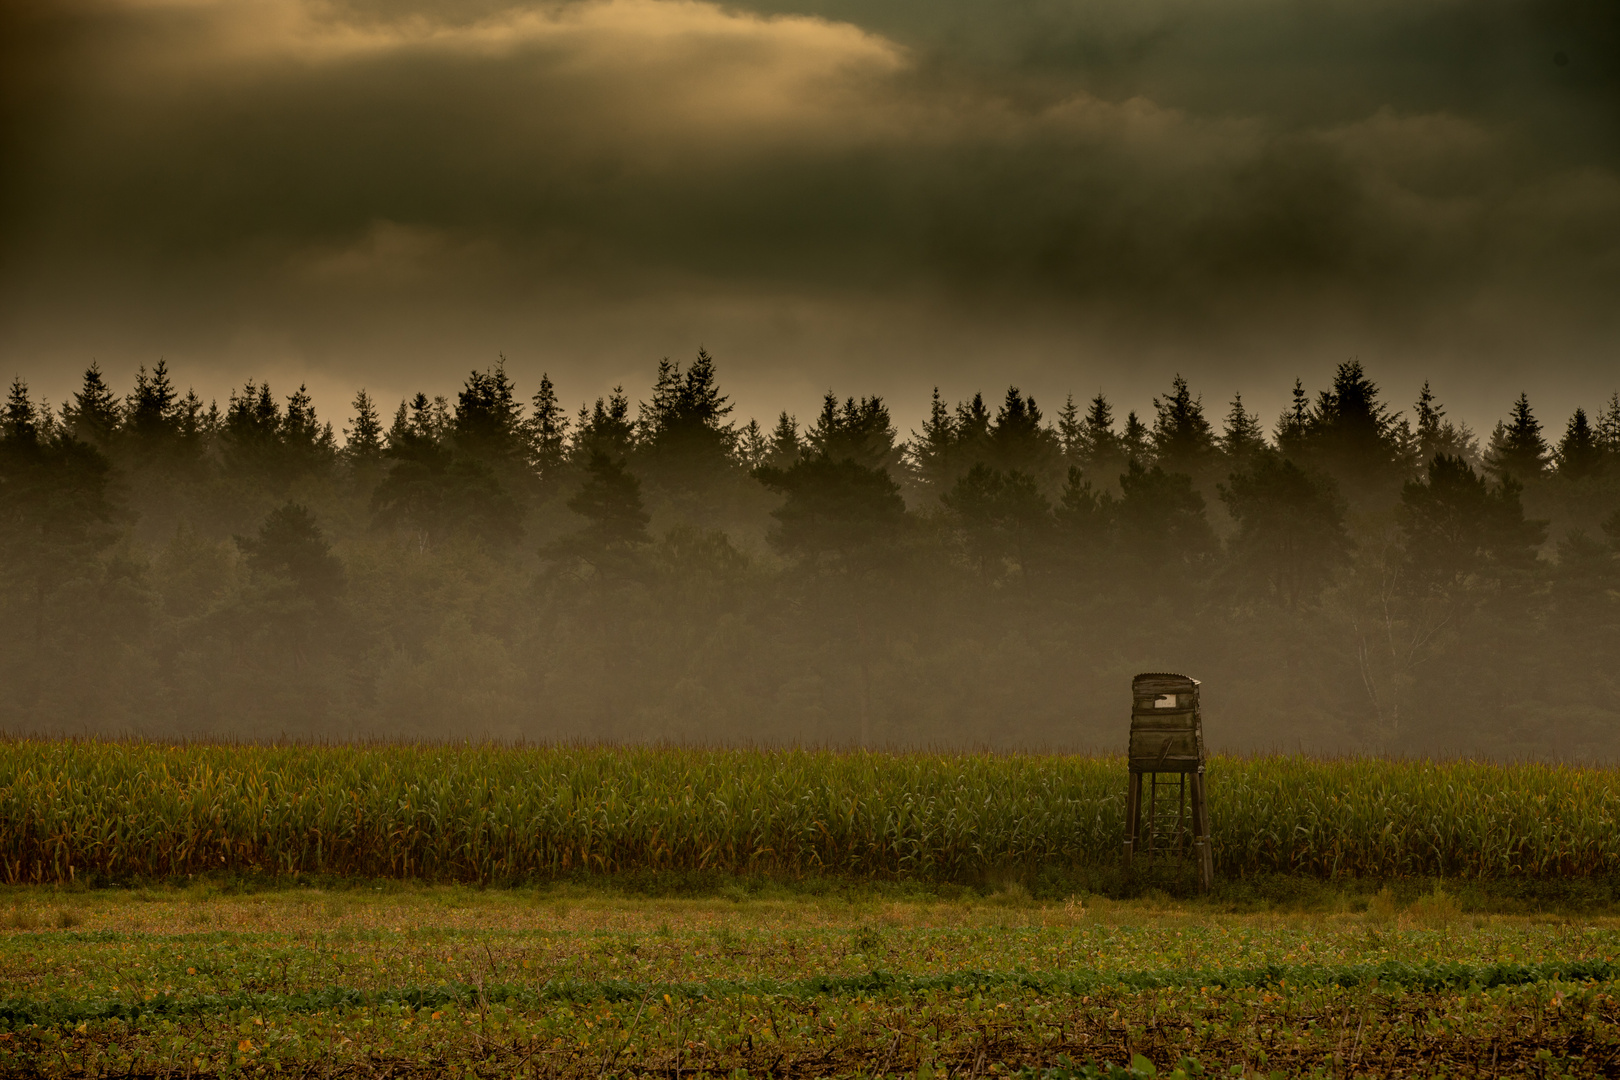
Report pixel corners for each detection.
[1191,769,1213,894]
[1123,770,1142,871]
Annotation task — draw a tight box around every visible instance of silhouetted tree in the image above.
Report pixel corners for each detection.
[571,388,635,465]
[1114,460,1215,574]
[344,390,386,469]
[1151,374,1216,475]
[1220,455,1350,609]
[765,412,801,471]
[1408,382,1478,470]
[1554,408,1603,479]
[754,454,907,567]
[1399,454,1546,589]
[941,463,1051,576]
[453,359,525,466]
[525,373,570,484]
[1218,393,1267,470]
[804,393,901,473]
[557,452,651,551]
[60,363,121,448]
[1485,393,1549,481]
[237,503,346,601]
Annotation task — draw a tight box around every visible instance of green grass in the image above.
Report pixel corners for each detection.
[5,740,1620,886]
[2,884,1619,1077]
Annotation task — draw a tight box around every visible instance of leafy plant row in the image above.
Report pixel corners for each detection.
[6,959,1619,1029]
[3,741,1619,884]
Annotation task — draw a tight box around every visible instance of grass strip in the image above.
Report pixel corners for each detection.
[3,959,1617,1028]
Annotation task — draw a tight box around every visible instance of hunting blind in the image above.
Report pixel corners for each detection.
[1123,672,1213,892]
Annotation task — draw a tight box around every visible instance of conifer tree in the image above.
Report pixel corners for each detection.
[562,452,651,549]
[736,419,769,469]
[1218,393,1267,467]
[525,373,570,483]
[766,412,802,471]
[804,393,900,473]
[1554,408,1603,479]
[344,390,386,464]
[952,392,992,458]
[124,360,182,453]
[1120,410,1150,467]
[989,387,1059,478]
[1077,393,1124,476]
[1594,392,1620,456]
[237,503,346,601]
[1056,394,1083,463]
[3,377,38,445]
[1151,374,1215,474]
[453,358,524,464]
[571,388,635,464]
[907,387,955,490]
[1275,379,1312,456]
[1219,456,1350,609]
[222,380,283,477]
[1409,381,1479,469]
[1399,454,1547,586]
[1485,392,1549,481]
[282,383,337,479]
[61,363,121,447]
[1314,362,1398,454]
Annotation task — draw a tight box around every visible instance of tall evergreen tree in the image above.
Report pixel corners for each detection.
[804,393,900,473]
[1399,454,1547,588]
[453,359,524,464]
[754,454,907,568]
[1219,456,1350,609]
[60,363,122,448]
[736,419,769,469]
[1275,378,1312,457]
[1151,374,1215,474]
[125,360,181,447]
[524,373,570,483]
[281,384,337,479]
[1596,392,1620,456]
[636,350,736,483]
[1309,360,1403,481]
[765,412,802,471]
[236,503,346,601]
[557,452,651,551]
[571,388,635,464]
[989,387,1060,478]
[941,463,1052,577]
[1114,459,1216,573]
[221,381,283,477]
[1555,408,1603,480]
[907,387,956,491]
[1218,393,1267,468]
[1485,392,1549,481]
[1409,381,1479,470]
[952,392,993,464]
[344,390,386,465]
[1056,394,1083,464]
[1119,410,1150,467]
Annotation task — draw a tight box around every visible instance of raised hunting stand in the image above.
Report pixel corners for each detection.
[1123,672,1213,893]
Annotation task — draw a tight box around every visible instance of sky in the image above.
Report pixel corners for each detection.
[2,0,1617,436]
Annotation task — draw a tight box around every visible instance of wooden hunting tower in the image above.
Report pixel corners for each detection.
[1123,672,1213,892]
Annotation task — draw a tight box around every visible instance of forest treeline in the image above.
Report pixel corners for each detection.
[2,354,1618,756]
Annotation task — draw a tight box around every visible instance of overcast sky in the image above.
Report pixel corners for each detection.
[3,0,1616,436]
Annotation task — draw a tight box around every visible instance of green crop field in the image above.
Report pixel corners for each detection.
[5,740,1620,885]
[5,740,1620,1076]
[3,886,1620,1077]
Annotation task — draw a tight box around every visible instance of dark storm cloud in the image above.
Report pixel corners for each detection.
[2,0,1617,427]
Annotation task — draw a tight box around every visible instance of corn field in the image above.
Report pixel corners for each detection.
[2,740,1618,884]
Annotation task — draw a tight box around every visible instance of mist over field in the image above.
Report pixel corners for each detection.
[2,0,1618,754]
[1,354,1617,754]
